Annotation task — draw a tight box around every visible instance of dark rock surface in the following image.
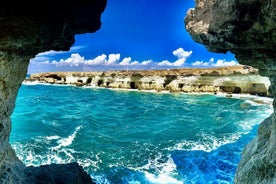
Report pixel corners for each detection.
[185,0,276,75]
[24,162,94,184]
[0,0,106,183]
[185,0,276,183]
[0,0,106,56]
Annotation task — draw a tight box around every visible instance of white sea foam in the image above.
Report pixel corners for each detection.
[143,157,183,184]
[22,80,75,87]
[22,80,42,85]
[11,125,106,171]
[12,126,82,166]
[168,133,242,152]
[145,172,182,184]
[125,154,183,184]
[90,174,111,184]
[45,135,61,140]
[53,125,82,149]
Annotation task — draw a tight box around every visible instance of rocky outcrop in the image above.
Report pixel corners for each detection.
[24,162,94,184]
[0,0,106,183]
[185,0,276,183]
[28,65,271,96]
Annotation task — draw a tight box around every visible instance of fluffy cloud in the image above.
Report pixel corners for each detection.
[158,48,192,67]
[191,57,238,67]
[29,48,192,73]
[28,47,238,74]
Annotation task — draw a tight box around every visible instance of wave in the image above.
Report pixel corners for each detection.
[142,156,183,184]
[11,126,82,166]
[53,126,82,149]
[167,133,242,152]
[103,153,183,184]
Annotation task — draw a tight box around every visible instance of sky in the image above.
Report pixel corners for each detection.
[28,0,238,74]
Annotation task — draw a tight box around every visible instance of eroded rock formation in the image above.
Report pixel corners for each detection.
[185,0,276,183]
[27,65,271,96]
[0,0,106,183]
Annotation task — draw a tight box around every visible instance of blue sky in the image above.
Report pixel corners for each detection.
[28,0,238,74]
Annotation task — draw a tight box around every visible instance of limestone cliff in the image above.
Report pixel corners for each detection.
[185,0,276,183]
[28,65,271,96]
[0,0,106,183]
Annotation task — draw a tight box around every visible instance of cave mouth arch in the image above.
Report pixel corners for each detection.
[233,87,242,94]
[130,82,137,89]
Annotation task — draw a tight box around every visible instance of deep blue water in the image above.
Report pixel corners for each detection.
[10,84,273,184]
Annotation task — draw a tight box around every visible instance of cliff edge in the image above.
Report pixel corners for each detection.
[185,0,276,183]
[28,65,271,96]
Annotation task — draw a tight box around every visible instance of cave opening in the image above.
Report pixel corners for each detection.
[86,78,92,85]
[233,87,242,94]
[130,82,136,89]
[178,84,184,89]
[46,74,62,81]
[97,80,103,86]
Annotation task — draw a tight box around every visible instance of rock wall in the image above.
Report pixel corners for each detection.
[0,0,106,183]
[185,0,276,183]
[28,66,271,96]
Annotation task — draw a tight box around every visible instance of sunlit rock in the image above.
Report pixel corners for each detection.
[28,65,271,97]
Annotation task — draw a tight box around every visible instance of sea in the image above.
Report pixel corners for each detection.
[10,83,273,184]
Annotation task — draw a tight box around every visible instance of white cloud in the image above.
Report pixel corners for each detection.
[213,59,237,67]
[28,47,193,73]
[87,54,107,65]
[209,57,215,63]
[106,53,120,65]
[119,57,132,66]
[158,48,192,67]
[191,58,238,67]
[192,61,207,66]
[158,60,173,66]
[141,60,152,65]
[172,47,193,59]
[28,47,237,74]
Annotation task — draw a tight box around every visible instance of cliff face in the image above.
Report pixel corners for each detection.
[0,0,106,183]
[185,0,276,183]
[28,66,271,96]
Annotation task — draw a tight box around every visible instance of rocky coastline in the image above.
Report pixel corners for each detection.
[26,65,271,97]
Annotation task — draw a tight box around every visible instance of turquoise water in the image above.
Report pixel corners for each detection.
[10,84,273,184]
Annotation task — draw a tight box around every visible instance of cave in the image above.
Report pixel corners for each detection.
[86,78,92,85]
[46,74,62,81]
[97,79,104,86]
[163,75,177,88]
[178,83,184,89]
[233,87,242,94]
[130,82,136,89]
